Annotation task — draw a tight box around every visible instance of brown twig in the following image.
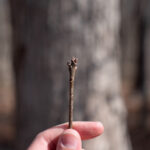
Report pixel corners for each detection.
[67,57,78,128]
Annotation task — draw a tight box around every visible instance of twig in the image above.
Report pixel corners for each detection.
[67,57,78,128]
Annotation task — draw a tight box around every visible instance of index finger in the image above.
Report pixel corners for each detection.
[28,121,104,150]
[55,121,104,140]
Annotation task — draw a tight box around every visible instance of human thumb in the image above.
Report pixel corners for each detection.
[56,129,82,150]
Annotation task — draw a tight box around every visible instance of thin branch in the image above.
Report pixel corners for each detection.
[67,57,78,128]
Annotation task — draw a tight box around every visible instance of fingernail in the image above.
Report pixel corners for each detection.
[96,122,104,134]
[60,133,78,149]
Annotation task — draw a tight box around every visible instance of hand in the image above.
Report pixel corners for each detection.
[28,121,104,150]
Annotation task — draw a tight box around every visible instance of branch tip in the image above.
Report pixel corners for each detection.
[67,57,78,128]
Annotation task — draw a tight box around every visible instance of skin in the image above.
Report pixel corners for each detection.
[27,121,104,150]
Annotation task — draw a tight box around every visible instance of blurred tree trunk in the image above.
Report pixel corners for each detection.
[120,0,143,129]
[121,0,150,150]
[10,0,131,150]
[142,0,150,130]
[120,0,141,95]
[0,0,15,144]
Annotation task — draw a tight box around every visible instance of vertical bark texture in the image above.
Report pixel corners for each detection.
[121,0,141,94]
[0,0,15,143]
[143,0,150,130]
[121,0,150,149]
[10,0,131,150]
[120,0,144,130]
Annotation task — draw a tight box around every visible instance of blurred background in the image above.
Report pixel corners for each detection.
[0,0,150,150]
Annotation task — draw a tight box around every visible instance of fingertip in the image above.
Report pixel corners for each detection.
[82,122,104,139]
[71,121,104,140]
[96,122,104,135]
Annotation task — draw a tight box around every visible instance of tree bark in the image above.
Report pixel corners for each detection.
[120,0,150,149]
[10,0,131,150]
[0,0,15,143]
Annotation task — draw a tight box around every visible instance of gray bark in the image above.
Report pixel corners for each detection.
[120,0,142,95]
[143,0,150,130]
[121,0,150,149]
[10,0,131,150]
[120,0,144,131]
